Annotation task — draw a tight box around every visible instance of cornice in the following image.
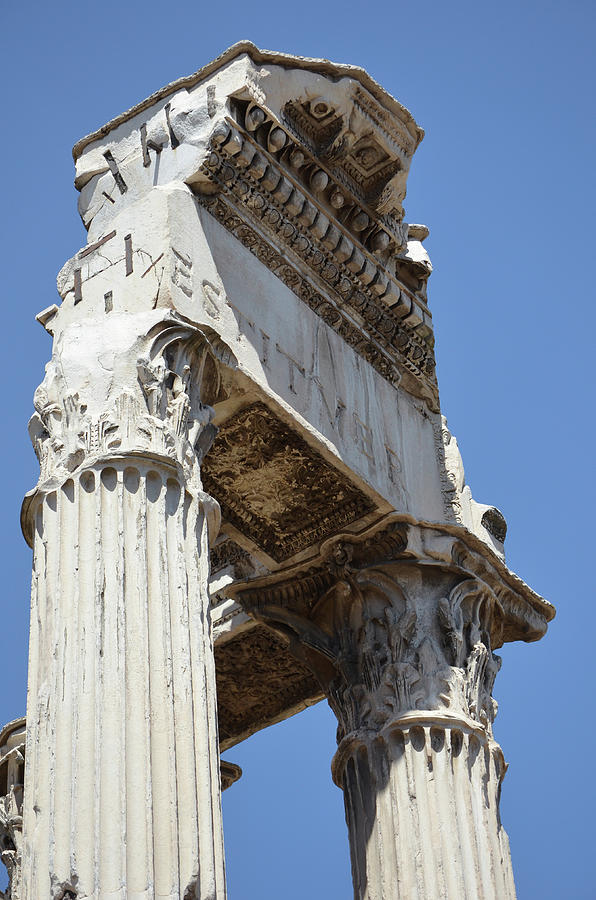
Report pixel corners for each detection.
[73,41,423,160]
[229,516,553,646]
[193,111,438,407]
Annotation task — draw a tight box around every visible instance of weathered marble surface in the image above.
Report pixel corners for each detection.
[21,311,228,898]
[12,42,553,900]
[60,42,506,555]
[232,518,546,899]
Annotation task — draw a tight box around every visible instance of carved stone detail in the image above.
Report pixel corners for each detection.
[215,624,322,750]
[194,115,439,408]
[0,720,25,900]
[235,519,551,642]
[238,96,413,250]
[481,507,507,543]
[232,525,530,900]
[283,98,345,157]
[202,403,375,562]
[0,789,22,900]
[210,538,255,580]
[27,316,222,490]
[436,411,463,521]
[251,565,501,747]
[231,514,552,787]
[13,42,552,900]
[20,311,234,896]
[219,761,242,792]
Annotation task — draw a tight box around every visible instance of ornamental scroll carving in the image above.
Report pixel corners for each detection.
[251,565,502,744]
[27,317,232,486]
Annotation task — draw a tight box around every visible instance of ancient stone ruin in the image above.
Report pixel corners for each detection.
[1,42,554,899]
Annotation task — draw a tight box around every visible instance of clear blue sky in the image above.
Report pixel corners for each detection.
[1,1,594,897]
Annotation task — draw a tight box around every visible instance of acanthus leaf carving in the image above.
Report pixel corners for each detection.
[0,725,24,900]
[28,316,234,488]
[250,564,502,745]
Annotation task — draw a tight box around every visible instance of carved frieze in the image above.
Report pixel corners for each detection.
[193,109,439,409]
[202,403,375,562]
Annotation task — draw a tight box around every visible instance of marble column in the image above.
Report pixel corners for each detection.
[20,310,227,900]
[240,533,528,900]
[324,571,516,900]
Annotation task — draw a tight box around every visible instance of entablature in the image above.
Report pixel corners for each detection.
[72,43,437,410]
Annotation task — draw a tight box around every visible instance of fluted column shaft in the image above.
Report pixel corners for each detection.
[246,554,519,900]
[324,568,516,900]
[21,312,228,899]
[335,718,515,900]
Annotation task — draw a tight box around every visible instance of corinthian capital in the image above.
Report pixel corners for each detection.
[27,313,228,488]
[261,566,500,744]
[232,520,551,752]
[22,311,237,551]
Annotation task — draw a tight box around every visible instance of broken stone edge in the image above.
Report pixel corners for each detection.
[72,40,424,161]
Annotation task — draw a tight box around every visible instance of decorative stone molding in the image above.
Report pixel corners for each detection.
[72,43,424,165]
[72,42,436,411]
[193,112,438,408]
[202,403,375,562]
[231,519,552,899]
[235,519,551,642]
[63,40,513,555]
